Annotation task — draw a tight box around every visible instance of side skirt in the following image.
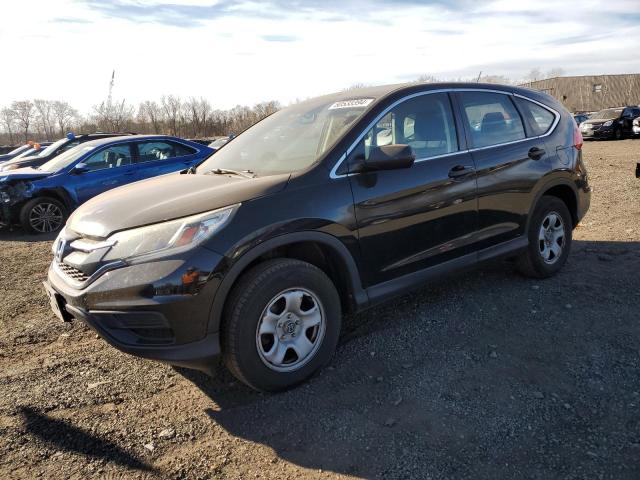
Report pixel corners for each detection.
[364,236,528,309]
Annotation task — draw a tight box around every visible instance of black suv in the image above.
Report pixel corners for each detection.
[579,106,640,140]
[0,132,135,171]
[44,83,591,391]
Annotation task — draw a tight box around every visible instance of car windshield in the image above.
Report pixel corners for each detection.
[196,96,375,176]
[40,144,96,172]
[13,148,38,159]
[6,145,30,155]
[591,109,622,120]
[37,137,68,157]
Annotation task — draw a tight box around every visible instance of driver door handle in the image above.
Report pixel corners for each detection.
[448,165,475,179]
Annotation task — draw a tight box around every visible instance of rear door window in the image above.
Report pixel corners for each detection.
[514,97,556,136]
[459,92,525,148]
[136,141,196,163]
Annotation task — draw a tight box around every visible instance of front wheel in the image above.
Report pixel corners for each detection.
[614,128,623,140]
[517,196,572,278]
[19,197,67,234]
[222,259,341,391]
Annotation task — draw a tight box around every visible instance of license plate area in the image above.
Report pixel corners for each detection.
[43,282,72,322]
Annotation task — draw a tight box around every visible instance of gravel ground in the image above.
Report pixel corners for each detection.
[0,139,639,479]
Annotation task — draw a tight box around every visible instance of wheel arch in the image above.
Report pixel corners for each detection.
[528,178,579,229]
[207,232,368,334]
[30,188,75,211]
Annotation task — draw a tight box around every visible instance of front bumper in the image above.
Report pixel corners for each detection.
[45,246,226,374]
[581,126,613,139]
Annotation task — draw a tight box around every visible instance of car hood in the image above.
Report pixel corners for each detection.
[68,172,291,238]
[0,167,51,184]
[1,155,48,170]
[583,118,614,125]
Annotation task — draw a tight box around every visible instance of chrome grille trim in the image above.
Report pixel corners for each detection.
[53,260,127,289]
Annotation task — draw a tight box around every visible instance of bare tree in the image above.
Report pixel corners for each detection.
[161,95,182,136]
[343,83,369,91]
[416,74,441,83]
[185,97,204,137]
[1,95,281,143]
[12,100,35,141]
[34,99,56,140]
[525,68,543,84]
[92,99,134,132]
[197,98,213,137]
[479,74,513,85]
[52,101,78,136]
[547,68,565,79]
[1,108,17,144]
[138,100,162,134]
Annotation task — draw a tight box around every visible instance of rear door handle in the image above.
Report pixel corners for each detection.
[528,147,546,160]
[448,165,475,179]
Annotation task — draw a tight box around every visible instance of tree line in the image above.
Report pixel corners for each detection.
[0,96,281,145]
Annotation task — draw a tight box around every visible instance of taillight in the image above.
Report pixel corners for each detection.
[573,124,583,150]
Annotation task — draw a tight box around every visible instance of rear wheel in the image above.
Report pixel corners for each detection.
[19,197,67,234]
[517,196,572,278]
[222,258,341,391]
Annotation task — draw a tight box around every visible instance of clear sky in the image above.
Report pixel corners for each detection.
[1,0,639,112]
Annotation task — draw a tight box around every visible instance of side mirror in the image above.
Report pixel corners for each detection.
[364,144,415,171]
[72,163,89,174]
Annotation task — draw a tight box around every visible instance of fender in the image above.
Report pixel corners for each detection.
[206,231,369,333]
[526,173,579,231]
[41,187,77,210]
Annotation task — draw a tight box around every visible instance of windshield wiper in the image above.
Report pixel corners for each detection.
[208,168,256,178]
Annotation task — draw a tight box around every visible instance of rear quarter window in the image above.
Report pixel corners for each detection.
[514,97,556,137]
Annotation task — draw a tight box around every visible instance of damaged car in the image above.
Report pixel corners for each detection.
[0,135,213,233]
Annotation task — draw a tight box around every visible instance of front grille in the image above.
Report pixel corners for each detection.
[56,262,89,283]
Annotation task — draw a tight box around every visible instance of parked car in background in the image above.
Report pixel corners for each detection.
[0,135,212,233]
[9,142,53,160]
[580,106,640,140]
[0,132,135,172]
[573,113,590,125]
[0,144,35,163]
[208,135,234,152]
[44,83,590,392]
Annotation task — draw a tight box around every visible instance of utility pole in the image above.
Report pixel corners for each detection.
[476,71,482,83]
[107,70,115,108]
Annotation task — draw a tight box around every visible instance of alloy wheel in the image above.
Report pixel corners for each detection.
[256,288,326,372]
[29,202,64,233]
[538,211,565,264]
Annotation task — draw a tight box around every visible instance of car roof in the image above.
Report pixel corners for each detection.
[303,82,555,110]
[78,134,195,148]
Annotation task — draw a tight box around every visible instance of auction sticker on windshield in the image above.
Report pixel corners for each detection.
[328,98,374,110]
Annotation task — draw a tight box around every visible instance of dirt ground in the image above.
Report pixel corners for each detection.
[1,139,639,480]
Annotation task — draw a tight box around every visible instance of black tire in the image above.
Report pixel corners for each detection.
[614,128,623,140]
[517,196,572,278]
[19,197,67,234]
[222,258,341,392]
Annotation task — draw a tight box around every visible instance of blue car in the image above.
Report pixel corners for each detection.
[0,135,213,233]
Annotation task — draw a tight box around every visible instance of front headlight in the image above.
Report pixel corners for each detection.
[0,190,10,204]
[101,204,239,262]
[603,120,613,127]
